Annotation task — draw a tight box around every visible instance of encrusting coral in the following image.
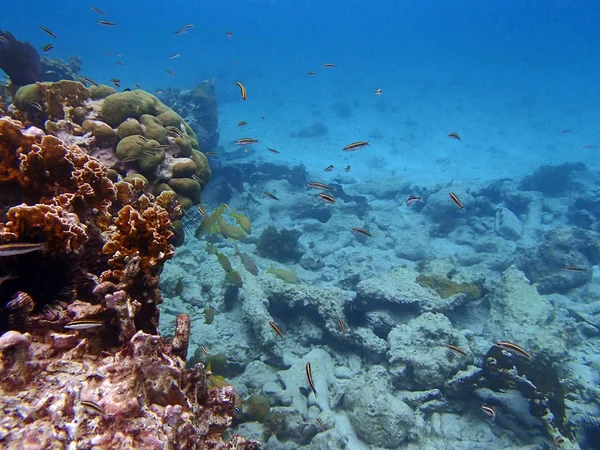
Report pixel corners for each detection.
[0,117,260,449]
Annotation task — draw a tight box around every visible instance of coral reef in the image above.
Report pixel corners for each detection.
[0,117,259,448]
[8,80,211,209]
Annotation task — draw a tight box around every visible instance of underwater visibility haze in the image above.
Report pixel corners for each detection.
[1,0,600,448]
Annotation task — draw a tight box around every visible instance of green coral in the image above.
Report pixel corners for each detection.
[101,90,158,127]
[416,274,482,301]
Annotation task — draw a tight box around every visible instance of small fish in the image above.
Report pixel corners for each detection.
[64,320,104,330]
[42,44,54,52]
[325,165,334,172]
[268,148,280,154]
[222,203,229,210]
[322,63,337,68]
[226,31,233,37]
[204,307,215,324]
[91,6,105,15]
[216,250,233,272]
[117,52,123,57]
[81,400,106,417]
[197,205,206,216]
[234,245,258,276]
[226,270,243,288]
[110,78,121,87]
[449,192,464,209]
[306,71,317,75]
[166,70,176,77]
[98,20,116,26]
[133,82,141,89]
[105,50,112,55]
[205,151,217,156]
[0,273,17,286]
[166,126,183,138]
[263,191,279,201]
[115,61,125,66]
[448,132,461,141]
[0,242,46,257]
[561,266,587,272]
[343,141,369,151]
[79,75,98,87]
[235,138,259,145]
[495,341,532,359]
[183,24,195,29]
[235,81,247,100]
[174,28,187,35]
[174,277,183,296]
[375,88,382,95]
[480,405,496,420]
[318,193,335,204]
[317,418,326,431]
[156,89,164,94]
[306,362,317,396]
[338,319,345,332]
[269,321,284,339]
[582,144,597,149]
[351,227,371,237]
[406,195,421,206]
[307,181,333,191]
[237,121,247,127]
[27,101,43,112]
[201,345,209,355]
[444,343,467,356]
[344,165,350,172]
[0,36,8,43]
[40,26,57,39]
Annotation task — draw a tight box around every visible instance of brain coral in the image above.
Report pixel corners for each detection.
[11,80,211,209]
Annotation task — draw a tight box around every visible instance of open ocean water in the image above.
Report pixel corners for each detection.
[3,1,600,449]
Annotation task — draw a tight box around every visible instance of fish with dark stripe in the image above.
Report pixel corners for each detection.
[306,362,317,396]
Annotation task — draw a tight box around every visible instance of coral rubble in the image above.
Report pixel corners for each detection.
[0,117,259,449]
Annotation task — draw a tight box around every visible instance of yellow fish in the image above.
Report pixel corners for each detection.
[267,264,300,284]
[217,216,248,240]
[231,210,252,234]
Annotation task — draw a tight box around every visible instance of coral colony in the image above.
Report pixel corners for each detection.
[0,45,259,446]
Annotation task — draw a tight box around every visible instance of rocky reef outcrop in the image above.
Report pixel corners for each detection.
[0,117,259,449]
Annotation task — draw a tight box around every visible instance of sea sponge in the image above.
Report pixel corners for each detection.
[101,90,157,127]
[416,274,482,301]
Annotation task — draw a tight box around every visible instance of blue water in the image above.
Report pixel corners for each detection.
[4,1,600,448]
